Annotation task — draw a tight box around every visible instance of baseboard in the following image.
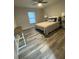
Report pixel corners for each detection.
[23,25,35,31]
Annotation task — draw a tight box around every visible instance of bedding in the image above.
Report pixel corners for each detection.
[35,21,60,35]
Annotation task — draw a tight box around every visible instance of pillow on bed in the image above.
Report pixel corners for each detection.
[48,19,54,22]
[48,18,57,22]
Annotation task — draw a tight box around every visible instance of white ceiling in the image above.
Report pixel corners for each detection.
[14,0,60,8]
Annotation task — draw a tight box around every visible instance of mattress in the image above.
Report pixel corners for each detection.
[35,21,58,28]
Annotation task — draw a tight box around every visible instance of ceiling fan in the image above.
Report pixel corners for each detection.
[32,0,48,6]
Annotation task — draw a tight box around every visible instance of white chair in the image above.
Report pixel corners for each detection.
[14,26,26,55]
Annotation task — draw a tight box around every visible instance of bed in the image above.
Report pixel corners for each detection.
[35,18,60,35]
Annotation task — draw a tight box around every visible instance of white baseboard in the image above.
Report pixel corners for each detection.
[23,25,35,30]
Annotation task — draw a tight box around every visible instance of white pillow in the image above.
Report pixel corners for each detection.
[48,19,54,22]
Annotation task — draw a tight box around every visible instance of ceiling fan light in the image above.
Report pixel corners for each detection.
[38,3,43,7]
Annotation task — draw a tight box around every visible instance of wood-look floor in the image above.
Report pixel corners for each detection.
[18,27,65,59]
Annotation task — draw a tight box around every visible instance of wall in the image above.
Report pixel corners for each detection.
[36,8,44,22]
[14,18,17,28]
[14,7,44,30]
[44,0,65,17]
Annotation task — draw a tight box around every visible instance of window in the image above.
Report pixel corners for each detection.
[27,12,36,24]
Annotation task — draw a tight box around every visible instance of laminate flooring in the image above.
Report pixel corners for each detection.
[17,27,65,59]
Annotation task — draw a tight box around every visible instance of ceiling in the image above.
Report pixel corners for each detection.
[14,0,59,8]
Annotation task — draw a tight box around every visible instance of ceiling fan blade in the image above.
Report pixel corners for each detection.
[39,0,43,2]
[32,2,37,5]
[32,0,48,5]
[41,2,48,3]
[32,0,42,2]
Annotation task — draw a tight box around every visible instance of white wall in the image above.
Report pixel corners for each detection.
[44,0,65,17]
[14,18,17,28]
[14,7,44,30]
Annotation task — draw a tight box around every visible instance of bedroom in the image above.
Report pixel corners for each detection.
[14,0,65,59]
